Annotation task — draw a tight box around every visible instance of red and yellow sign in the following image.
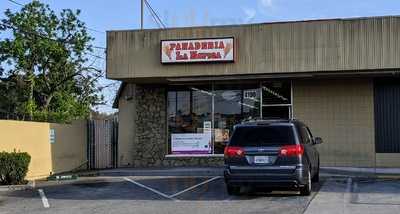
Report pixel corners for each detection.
[161,37,234,63]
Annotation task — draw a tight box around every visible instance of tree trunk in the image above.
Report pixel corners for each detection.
[43,94,53,111]
[27,73,34,121]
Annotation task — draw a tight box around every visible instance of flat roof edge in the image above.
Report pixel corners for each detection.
[106,15,400,33]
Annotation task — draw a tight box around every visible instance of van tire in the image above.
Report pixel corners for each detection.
[300,169,312,196]
[226,184,240,195]
[312,164,320,183]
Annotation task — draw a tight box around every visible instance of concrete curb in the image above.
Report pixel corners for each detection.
[76,167,400,178]
[78,167,224,177]
[0,182,34,192]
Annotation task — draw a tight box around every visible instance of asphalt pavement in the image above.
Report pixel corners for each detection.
[0,175,322,214]
[2,174,400,214]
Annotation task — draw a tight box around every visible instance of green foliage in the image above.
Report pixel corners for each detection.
[0,1,103,123]
[0,151,31,185]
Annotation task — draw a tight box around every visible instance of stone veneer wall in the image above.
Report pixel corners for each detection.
[132,84,224,167]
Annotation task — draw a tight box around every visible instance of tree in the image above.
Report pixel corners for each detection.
[0,1,103,122]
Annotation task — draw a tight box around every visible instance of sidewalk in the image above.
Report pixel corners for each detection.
[305,177,400,214]
[321,167,400,178]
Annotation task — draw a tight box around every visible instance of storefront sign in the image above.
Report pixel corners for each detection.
[171,133,212,154]
[161,37,234,63]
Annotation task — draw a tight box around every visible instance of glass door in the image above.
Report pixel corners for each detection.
[261,81,292,119]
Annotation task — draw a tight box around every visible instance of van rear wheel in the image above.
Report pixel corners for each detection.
[226,184,240,195]
[312,167,320,182]
[300,169,312,196]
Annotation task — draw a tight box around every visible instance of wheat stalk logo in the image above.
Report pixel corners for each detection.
[163,44,172,60]
[224,42,232,58]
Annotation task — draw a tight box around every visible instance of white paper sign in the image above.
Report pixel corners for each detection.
[50,129,55,144]
[203,121,212,133]
[161,37,234,63]
[171,133,211,154]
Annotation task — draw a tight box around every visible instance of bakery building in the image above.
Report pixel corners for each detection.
[108,16,400,168]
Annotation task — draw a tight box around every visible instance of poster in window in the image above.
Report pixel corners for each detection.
[171,133,212,154]
[215,129,230,143]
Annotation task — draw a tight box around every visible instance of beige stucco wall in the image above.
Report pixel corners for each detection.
[117,84,136,167]
[0,120,87,180]
[50,121,87,174]
[293,78,375,167]
[0,120,52,179]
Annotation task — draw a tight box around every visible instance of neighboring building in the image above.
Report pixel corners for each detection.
[108,16,400,168]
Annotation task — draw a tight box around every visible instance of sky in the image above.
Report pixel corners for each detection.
[2,0,400,113]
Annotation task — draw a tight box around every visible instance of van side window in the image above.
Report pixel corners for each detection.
[306,127,314,141]
[299,126,312,144]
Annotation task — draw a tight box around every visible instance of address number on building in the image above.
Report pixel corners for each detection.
[244,90,257,99]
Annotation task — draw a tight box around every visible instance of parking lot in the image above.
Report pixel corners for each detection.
[1,175,400,214]
[0,175,323,214]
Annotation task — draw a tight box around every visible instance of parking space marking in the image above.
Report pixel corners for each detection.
[169,176,221,198]
[123,177,177,201]
[345,177,353,203]
[38,189,50,208]
[223,196,234,202]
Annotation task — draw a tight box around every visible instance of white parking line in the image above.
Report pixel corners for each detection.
[123,177,177,201]
[169,176,221,198]
[346,177,353,193]
[344,177,353,203]
[38,189,50,208]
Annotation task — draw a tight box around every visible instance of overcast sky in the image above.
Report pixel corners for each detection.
[2,0,400,112]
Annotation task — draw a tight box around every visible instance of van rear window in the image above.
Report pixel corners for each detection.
[229,125,295,147]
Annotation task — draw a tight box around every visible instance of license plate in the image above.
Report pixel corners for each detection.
[254,156,271,164]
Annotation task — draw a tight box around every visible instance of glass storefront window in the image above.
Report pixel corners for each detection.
[167,81,291,156]
[168,85,213,155]
[262,81,292,119]
[262,106,290,119]
[262,81,291,105]
[213,84,260,154]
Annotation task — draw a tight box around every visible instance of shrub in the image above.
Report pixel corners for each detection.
[0,151,31,185]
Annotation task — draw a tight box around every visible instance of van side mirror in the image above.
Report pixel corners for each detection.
[314,137,323,145]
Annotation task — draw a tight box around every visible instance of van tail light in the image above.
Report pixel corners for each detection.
[279,145,304,157]
[224,146,245,158]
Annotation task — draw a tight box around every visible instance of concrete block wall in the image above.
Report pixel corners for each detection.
[293,78,376,167]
